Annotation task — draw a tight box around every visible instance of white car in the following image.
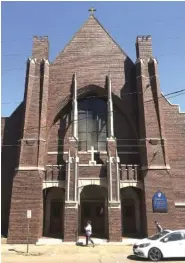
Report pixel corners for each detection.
[133,230,185,261]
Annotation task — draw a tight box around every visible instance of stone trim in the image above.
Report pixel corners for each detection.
[19,138,46,142]
[78,151,107,154]
[43,180,65,189]
[65,201,78,209]
[120,181,144,189]
[108,201,121,209]
[175,202,185,207]
[15,166,45,171]
[78,164,103,167]
[47,151,68,154]
[139,138,167,141]
[78,178,107,188]
[141,165,170,170]
[107,137,116,142]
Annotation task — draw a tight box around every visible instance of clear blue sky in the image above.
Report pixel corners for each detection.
[2,1,185,117]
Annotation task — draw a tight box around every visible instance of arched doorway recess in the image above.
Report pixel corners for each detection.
[43,187,65,238]
[79,185,108,238]
[120,187,142,237]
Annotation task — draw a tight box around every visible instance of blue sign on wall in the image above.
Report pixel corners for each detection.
[152,192,168,213]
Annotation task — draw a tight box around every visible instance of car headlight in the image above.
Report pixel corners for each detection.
[139,243,151,248]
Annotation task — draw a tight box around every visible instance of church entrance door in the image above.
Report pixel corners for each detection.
[81,200,105,237]
[43,187,65,238]
[50,201,64,238]
[121,200,136,235]
[120,187,142,237]
[79,185,108,238]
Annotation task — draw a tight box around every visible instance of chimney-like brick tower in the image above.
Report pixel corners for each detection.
[7,37,49,244]
[32,36,49,59]
[135,36,177,236]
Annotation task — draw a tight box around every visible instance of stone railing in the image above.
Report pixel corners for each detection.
[120,164,140,181]
[45,165,66,181]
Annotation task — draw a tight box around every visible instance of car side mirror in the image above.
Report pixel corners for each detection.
[163,237,168,243]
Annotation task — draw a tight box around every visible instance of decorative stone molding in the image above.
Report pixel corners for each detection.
[65,201,78,209]
[108,201,121,209]
[175,202,185,207]
[135,58,144,64]
[120,181,143,189]
[148,57,158,64]
[78,164,103,167]
[139,138,167,142]
[15,166,45,171]
[78,178,107,189]
[43,180,65,189]
[47,151,68,155]
[141,165,170,170]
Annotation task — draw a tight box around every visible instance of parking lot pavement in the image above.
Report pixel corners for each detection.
[1,244,185,263]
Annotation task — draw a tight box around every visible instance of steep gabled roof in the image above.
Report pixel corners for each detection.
[52,14,133,64]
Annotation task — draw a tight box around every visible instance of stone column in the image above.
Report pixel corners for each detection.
[106,74,122,241]
[64,137,79,241]
[107,74,114,138]
[72,73,78,140]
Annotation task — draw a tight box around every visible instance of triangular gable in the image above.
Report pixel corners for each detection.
[52,15,132,64]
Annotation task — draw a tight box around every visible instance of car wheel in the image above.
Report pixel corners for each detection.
[148,247,162,261]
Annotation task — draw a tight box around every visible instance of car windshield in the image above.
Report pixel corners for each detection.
[148,230,170,240]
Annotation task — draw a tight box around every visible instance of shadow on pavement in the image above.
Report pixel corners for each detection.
[127,255,148,261]
[76,241,86,247]
[8,248,43,256]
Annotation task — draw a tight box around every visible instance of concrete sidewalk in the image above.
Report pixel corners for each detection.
[1,242,132,256]
[1,243,133,263]
[2,244,185,263]
[36,237,140,246]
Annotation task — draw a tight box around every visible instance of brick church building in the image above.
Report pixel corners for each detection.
[1,14,185,244]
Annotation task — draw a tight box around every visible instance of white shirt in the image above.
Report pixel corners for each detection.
[156,223,163,232]
[85,224,92,235]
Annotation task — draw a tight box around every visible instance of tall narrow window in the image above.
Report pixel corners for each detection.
[78,98,107,151]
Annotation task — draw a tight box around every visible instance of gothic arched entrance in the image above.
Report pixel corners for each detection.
[43,187,65,238]
[121,187,142,237]
[79,185,108,238]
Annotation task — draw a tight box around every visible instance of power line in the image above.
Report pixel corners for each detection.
[2,48,185,58]
[1,140,185,148]
[1,15,185,44]
[1,52,185,76]
[1,88,185,135]
[1,88,185,105]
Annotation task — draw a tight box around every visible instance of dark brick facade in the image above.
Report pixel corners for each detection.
[1,15,185,244]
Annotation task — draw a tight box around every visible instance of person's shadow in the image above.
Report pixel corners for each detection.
[76,241,86,247]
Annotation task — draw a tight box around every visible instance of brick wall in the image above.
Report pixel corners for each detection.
[162,97,185,229]
[64,207,78,241]
[1,103,23,236]
[108,208,122,241]
[79,166,107,178]
[144,170,177,236]
[7,170,44,244]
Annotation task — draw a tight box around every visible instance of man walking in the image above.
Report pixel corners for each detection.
[84,220,95,247]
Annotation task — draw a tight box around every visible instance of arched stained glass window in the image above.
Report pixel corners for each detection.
[78,98,107,151]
